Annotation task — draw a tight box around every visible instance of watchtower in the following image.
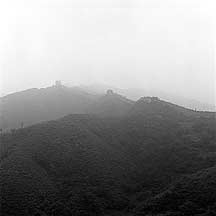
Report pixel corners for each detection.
[107,89,114,95]
[55,80,62,87]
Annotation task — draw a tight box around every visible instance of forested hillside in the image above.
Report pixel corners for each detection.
[1,96,216,216]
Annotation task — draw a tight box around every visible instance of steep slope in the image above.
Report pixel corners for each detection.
[90,90,134,117]
[79,84,216,112]
[135,166,216,216]
[0,86,135,131]
[1,98,215,216]
[0,115,136,215]
[130,97,215,119]
[0,85,98,130]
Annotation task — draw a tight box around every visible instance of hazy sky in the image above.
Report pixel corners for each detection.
[0,0,215,104]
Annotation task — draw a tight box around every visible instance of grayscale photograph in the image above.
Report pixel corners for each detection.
[0,0,216,215]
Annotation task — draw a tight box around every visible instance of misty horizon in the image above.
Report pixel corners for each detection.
[0,0,215,106]
[1,2,216,215]
[1,81,215,109]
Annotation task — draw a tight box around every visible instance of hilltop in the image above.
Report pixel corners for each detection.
[1,83,214,132]
[0,83,96,130]
[1,94,216,215]
[0,84,135,130]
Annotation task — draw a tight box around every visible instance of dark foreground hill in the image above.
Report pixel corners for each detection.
[134,166,216,216]
[0,97,216,216]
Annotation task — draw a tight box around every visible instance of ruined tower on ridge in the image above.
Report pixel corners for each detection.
[55,80,62,87]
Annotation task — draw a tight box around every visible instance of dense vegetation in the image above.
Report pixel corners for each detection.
[0,94,216,216]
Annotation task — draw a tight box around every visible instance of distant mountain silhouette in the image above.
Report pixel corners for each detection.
[80,84,216,112]
[90,90,134,117]
[0,86,136,131]
[0,84,98,130]
[1,84,215,131]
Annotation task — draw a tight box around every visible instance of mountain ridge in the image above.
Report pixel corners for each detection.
[1,84,215,132]
[1,94,216,215]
